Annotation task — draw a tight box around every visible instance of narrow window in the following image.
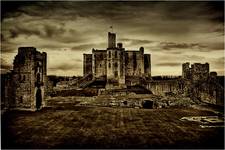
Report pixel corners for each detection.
[109,51,111,58]
[115,51,118,58]
[100,64,101,67]
[109,63,111,68]
[114,62,118,68]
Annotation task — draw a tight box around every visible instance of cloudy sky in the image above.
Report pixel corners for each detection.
[1,1,224,76]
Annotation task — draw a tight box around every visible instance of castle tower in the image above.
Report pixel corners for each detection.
[182,62,190,79]
[108,32,116,48]
[106,32,126,89]
[12,47,47,111]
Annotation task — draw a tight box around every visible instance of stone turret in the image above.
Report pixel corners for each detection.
[108,32,116,49]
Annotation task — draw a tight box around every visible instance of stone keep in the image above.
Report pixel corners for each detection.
[12,47,47,111]
[83,32,151,89]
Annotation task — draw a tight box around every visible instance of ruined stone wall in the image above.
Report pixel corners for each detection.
[187,77,224,106]
[182,62,191,79]
[12,47,47,111]
[145,80,181,96]
[181,62,223,105]
[191,63,209,82]
[83,54,92,76]
[182,62,209,82]
[92,49,107,78]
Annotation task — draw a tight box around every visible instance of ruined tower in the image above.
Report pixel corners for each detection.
[106,32,126,89]
[182,62,209,82]
[182,62,191,79]
[12,47,47,111]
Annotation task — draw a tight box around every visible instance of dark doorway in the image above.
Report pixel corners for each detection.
[142,100,154,109]
[36,88,42,110]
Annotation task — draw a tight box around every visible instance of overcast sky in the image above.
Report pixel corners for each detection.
[1,1,224,76]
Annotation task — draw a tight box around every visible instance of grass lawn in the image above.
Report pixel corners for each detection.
[1,98,224,149]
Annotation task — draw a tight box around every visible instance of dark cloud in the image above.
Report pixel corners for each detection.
[1,1,224,76]
[71,42,106,51]
[156,62,181,67]
[2,2,223,23]
[119,38,154,45]
[159,42,206,50]
[7,23,66,39]
[71,44,97,51]
[157,41,224,52]
[205,42,224,51]
[44,24,66,38]
[8,25,41,38]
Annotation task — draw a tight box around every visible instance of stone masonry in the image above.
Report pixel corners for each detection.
[83,32,151,89]
[3,47,47,111]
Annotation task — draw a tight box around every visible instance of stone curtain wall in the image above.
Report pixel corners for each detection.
[145,80,180,96]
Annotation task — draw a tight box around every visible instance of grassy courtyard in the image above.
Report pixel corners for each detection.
[1,97,224,149]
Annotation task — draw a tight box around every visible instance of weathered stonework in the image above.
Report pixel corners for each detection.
[83,32,151,89]
[182,62,209,82]
[83,54,92,76]
[182,62,224,106]
[3,47,47,111]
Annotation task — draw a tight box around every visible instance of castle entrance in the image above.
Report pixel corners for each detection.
[36,88,42,110]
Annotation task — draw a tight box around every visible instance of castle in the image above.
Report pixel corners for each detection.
[2,47,47,111]
[1,33,224,112]
[83,32,151,89]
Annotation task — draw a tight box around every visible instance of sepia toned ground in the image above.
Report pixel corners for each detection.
[2,96,224,149]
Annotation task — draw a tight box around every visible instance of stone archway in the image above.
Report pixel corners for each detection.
[36,88,42,110]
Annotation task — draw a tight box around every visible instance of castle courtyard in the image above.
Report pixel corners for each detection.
[2,96,224,149]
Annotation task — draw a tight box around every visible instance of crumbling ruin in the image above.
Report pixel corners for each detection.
[182,62,224,106]
[2,47,47,111]
[1,33,224,112]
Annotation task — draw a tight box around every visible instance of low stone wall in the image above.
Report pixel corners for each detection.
[145,80,180,96]
[50,89,98,97]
